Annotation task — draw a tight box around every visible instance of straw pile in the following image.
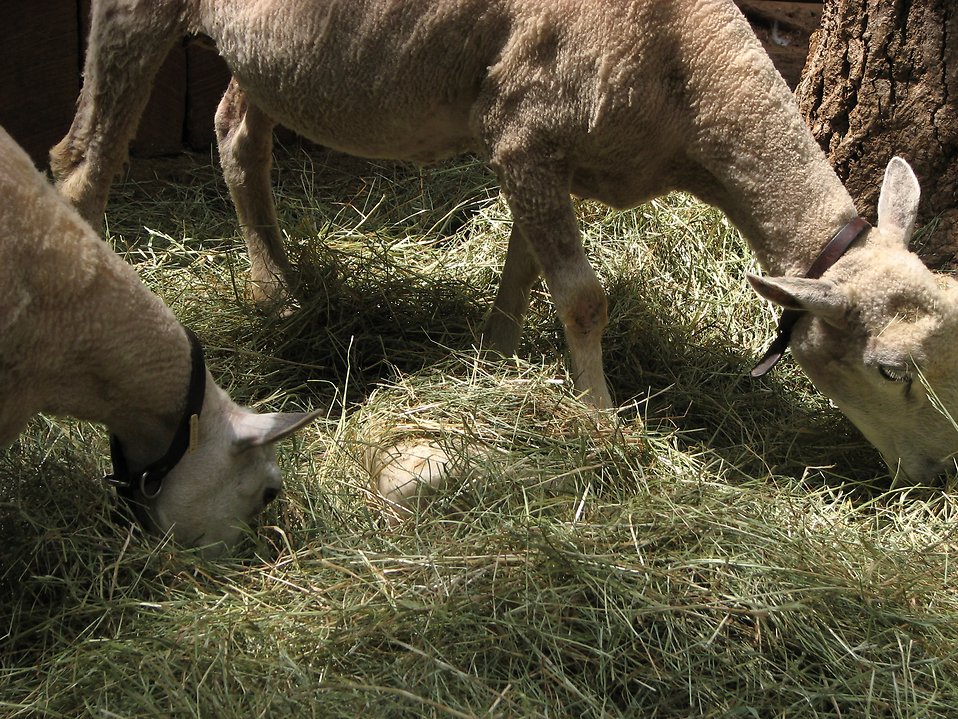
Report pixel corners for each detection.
[2,147,956,717]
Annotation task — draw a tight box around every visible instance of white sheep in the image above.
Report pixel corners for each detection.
[0,124,317,556]
[50,0,958,482]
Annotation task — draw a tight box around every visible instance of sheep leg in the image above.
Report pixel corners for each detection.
[214,79,293,306]
[50,1,182,225]
[537,227,612,410]
[482,224,541,355]
[500,189,612,409]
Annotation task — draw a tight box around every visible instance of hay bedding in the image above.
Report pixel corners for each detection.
[2,148,958,716]
[345,354,639,524]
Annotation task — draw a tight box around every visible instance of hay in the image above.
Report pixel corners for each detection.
[343,353,640,524]
[2,147,957,717]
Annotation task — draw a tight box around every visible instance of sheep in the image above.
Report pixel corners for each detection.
[50,0,958,483]
[0,124,318,557]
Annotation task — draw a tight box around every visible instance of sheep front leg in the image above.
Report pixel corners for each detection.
[214,79,293,307]
[50,0,182,225]
[482,224,541,355]
[542,237,613,410]
[501,190,612,409]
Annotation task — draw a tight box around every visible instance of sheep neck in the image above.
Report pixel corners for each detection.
[678,6,860,278]
[105,326,207,497]
[100,338,201,475]
[700,148,861,279]
[40,246,201,474]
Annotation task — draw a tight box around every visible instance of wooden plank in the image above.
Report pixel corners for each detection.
[130,46,188,157]
[736,1,823,35]
[185,42,231,151]
[0,4,80,166]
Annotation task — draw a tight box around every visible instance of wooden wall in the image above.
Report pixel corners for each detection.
[0,1,820,168]
[0,2,230,166]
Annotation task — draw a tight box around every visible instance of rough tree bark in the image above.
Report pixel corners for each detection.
[796,0,958,266]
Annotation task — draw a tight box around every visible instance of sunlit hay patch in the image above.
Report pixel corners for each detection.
[328,351,648,526]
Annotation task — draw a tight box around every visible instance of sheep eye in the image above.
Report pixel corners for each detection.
[878,364,913,384]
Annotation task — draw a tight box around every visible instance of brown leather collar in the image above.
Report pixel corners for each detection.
[103,325,207,502]
[751,216,871,378]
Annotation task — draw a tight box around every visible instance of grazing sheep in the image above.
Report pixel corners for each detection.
[0,125,317,556]
[51,0,958,482]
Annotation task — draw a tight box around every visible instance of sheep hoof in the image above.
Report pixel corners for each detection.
[247,278,298,316]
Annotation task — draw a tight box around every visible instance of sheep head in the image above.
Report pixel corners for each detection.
[121,386,318,557]
[749,158,958,482]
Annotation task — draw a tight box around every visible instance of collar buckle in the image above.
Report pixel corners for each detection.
[139,470,163,499]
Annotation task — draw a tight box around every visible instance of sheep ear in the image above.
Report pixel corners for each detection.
[232,410,320,451]
[747,274,848,327]
[877,157,920,247]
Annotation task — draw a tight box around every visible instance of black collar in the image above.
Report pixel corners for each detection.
[751,217,871,378]
[103,326,207,501]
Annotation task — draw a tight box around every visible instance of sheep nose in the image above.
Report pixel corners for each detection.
[263,487,281,506]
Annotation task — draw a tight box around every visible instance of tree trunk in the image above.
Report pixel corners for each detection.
[796,0,958,266]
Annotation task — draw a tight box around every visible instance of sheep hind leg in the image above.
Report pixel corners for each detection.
[214,80,293,307]
[481,224,541,356]
[50,1,182,226]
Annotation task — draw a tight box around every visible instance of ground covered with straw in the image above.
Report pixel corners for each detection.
[2,146,958,718]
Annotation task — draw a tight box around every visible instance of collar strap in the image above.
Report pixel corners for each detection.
[104,326,207,499]
[750,217,871,378]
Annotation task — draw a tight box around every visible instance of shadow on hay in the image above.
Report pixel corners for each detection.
[104,145,884,491]
[600,279,886,489]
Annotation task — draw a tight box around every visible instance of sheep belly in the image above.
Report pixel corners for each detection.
[204,0,500,161]
[240,79,481,163]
